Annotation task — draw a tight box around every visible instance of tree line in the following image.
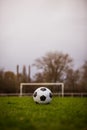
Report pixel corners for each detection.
[0,51,87,93]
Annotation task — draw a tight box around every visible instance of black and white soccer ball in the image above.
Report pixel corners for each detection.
[33,87,53,104]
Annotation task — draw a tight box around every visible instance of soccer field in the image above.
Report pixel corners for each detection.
[0,97,87,130]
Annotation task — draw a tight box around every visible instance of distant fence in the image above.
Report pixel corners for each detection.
[0,93,87,97]
[57,93,87,97]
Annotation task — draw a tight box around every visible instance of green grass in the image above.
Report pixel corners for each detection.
[0,97,87,130]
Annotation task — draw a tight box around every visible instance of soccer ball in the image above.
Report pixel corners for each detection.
[33,87,53,104]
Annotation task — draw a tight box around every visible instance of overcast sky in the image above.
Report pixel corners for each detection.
[0,0,87,76]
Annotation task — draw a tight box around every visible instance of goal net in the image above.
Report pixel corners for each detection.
[19,83,64,97]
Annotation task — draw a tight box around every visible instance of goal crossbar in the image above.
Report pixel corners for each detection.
[20,83,64,97]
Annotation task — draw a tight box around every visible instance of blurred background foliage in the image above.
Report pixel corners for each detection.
[0,51,87,93]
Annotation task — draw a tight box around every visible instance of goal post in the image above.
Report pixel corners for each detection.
[19,82,64,97]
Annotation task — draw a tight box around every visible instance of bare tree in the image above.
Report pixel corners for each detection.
[79,61,87,92]
[4,71,17,93]
[0,69,4,93]
[65,69,80,92]
[22,65,27,82]
[33,51,73,82]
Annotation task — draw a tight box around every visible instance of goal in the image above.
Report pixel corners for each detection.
[19,83,64,97]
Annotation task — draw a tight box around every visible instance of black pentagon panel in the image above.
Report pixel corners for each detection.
[40,95,46,101]
[33,92,37,97]
[40,87,46,91]
[49,93,52,98]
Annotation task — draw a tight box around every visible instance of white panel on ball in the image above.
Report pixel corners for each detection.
[33,87,52,104]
